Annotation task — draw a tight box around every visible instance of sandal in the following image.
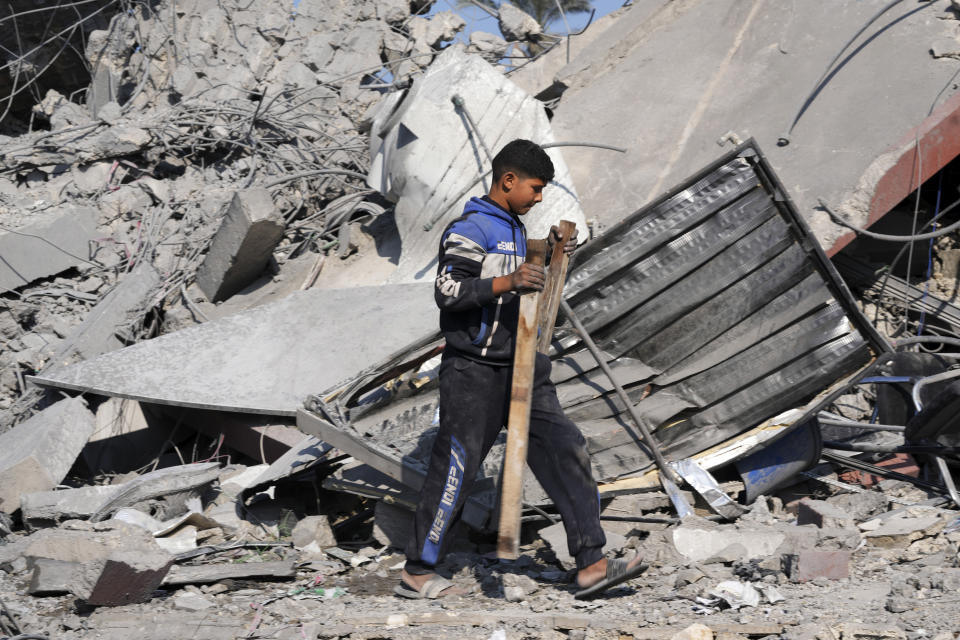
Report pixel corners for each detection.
[574,556,648,600]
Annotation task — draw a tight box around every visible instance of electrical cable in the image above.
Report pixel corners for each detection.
[779,0,920,146]
[818,196,960,242]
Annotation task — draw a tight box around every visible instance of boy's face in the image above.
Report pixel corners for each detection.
[504,172,546,216]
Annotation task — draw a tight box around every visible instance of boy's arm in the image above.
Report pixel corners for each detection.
[435,224,496,311]
[436,224,545,310]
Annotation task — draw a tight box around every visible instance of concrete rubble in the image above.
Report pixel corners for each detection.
[1,0,960,637]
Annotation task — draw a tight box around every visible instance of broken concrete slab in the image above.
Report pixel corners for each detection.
[797,498,857,530]
[367,46,587,283]
[0,206,98,291]
[0,397,95,514]
[24,521,172,605]
[88,462,221,522]
[46,263,160,369]
[21,484,122,528]
[30,284,437,415]
[161,560,296,586]
[195,188,285,302]
[498,3,541,42]
[548,0,960,255]
[672,526,785,564]
[861,511,947,548]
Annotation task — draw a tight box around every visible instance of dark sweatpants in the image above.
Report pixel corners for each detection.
[404,351,606,574]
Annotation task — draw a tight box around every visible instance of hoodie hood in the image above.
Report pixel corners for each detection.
[463,196,523,229]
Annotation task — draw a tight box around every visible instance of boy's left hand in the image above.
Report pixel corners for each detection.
[549,225,579,255]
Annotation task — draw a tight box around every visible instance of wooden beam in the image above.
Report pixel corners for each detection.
[537,220,576,354]
[497,239,548,559]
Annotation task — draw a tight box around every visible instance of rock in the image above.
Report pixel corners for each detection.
[408,12,465,54]
[195,188,285,302]
[468,31,509,62]
[862,511,946,548]
[21,484,122,528]
[376,0,409,25]
[502,573,538,602]
[0,398,96,514]
[24,521,172,606]
[498,2,541,42]
[674,567,706,587]
[538,522,625,569]
[783,550,850,582]
[885,596,914,613]
[797,498,857,530]
[673,525,784,563]
[672,623,714,640]
[825,491,888,522]
[173,592,216,611]
[931,37,960,59]
[291,515,337,550]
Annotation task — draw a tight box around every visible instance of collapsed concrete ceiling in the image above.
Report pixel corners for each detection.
[515,0,960,254]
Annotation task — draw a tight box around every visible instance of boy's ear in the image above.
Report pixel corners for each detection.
[500,170,517,192]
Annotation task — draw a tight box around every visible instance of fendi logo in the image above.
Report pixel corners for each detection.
[496,240,516,252]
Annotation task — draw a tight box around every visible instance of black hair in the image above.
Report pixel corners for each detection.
[491,139,555,184]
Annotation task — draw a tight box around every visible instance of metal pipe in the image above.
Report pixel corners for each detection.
[935,456,960,509]
[559,298,682,485]
[911,368,960,412]
[818,417,905,433]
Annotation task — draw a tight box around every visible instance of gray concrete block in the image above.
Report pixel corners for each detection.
[21,484,122,528]
[47,263,160,370]
[195,189,284,302]
[672,526,785,563]
[0,398,95,514]
[0,207,98,291]
[797,498,857,529]
[291,515,337,550]
[24,522,172,605]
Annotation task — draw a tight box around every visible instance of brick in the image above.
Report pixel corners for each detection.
[783,550,850,582]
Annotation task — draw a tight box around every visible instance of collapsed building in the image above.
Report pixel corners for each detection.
[2,0,960,638]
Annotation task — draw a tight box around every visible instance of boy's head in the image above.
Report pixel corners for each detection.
[490,139,555,216]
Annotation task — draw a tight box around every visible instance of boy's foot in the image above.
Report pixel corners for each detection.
[573,554,647,600]
[395,569,461,599]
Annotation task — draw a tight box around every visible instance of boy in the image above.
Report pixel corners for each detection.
[398,139,645,600]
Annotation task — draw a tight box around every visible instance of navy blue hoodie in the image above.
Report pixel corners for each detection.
[435,196,527,365]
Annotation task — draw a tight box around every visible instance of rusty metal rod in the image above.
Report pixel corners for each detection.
[559,298,682,485]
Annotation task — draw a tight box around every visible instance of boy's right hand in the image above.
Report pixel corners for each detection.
[492,263,545,295]
[508,263,545,293]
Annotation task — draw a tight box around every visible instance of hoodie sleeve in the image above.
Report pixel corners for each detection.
[435,219,498,311]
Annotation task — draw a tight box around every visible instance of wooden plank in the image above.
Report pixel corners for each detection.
[161,560,296,586]
[537,220,576,354]
[497,239,548,559]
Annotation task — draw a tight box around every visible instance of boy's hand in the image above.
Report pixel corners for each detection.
[494,263,545,294]
[549,224,579,255]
